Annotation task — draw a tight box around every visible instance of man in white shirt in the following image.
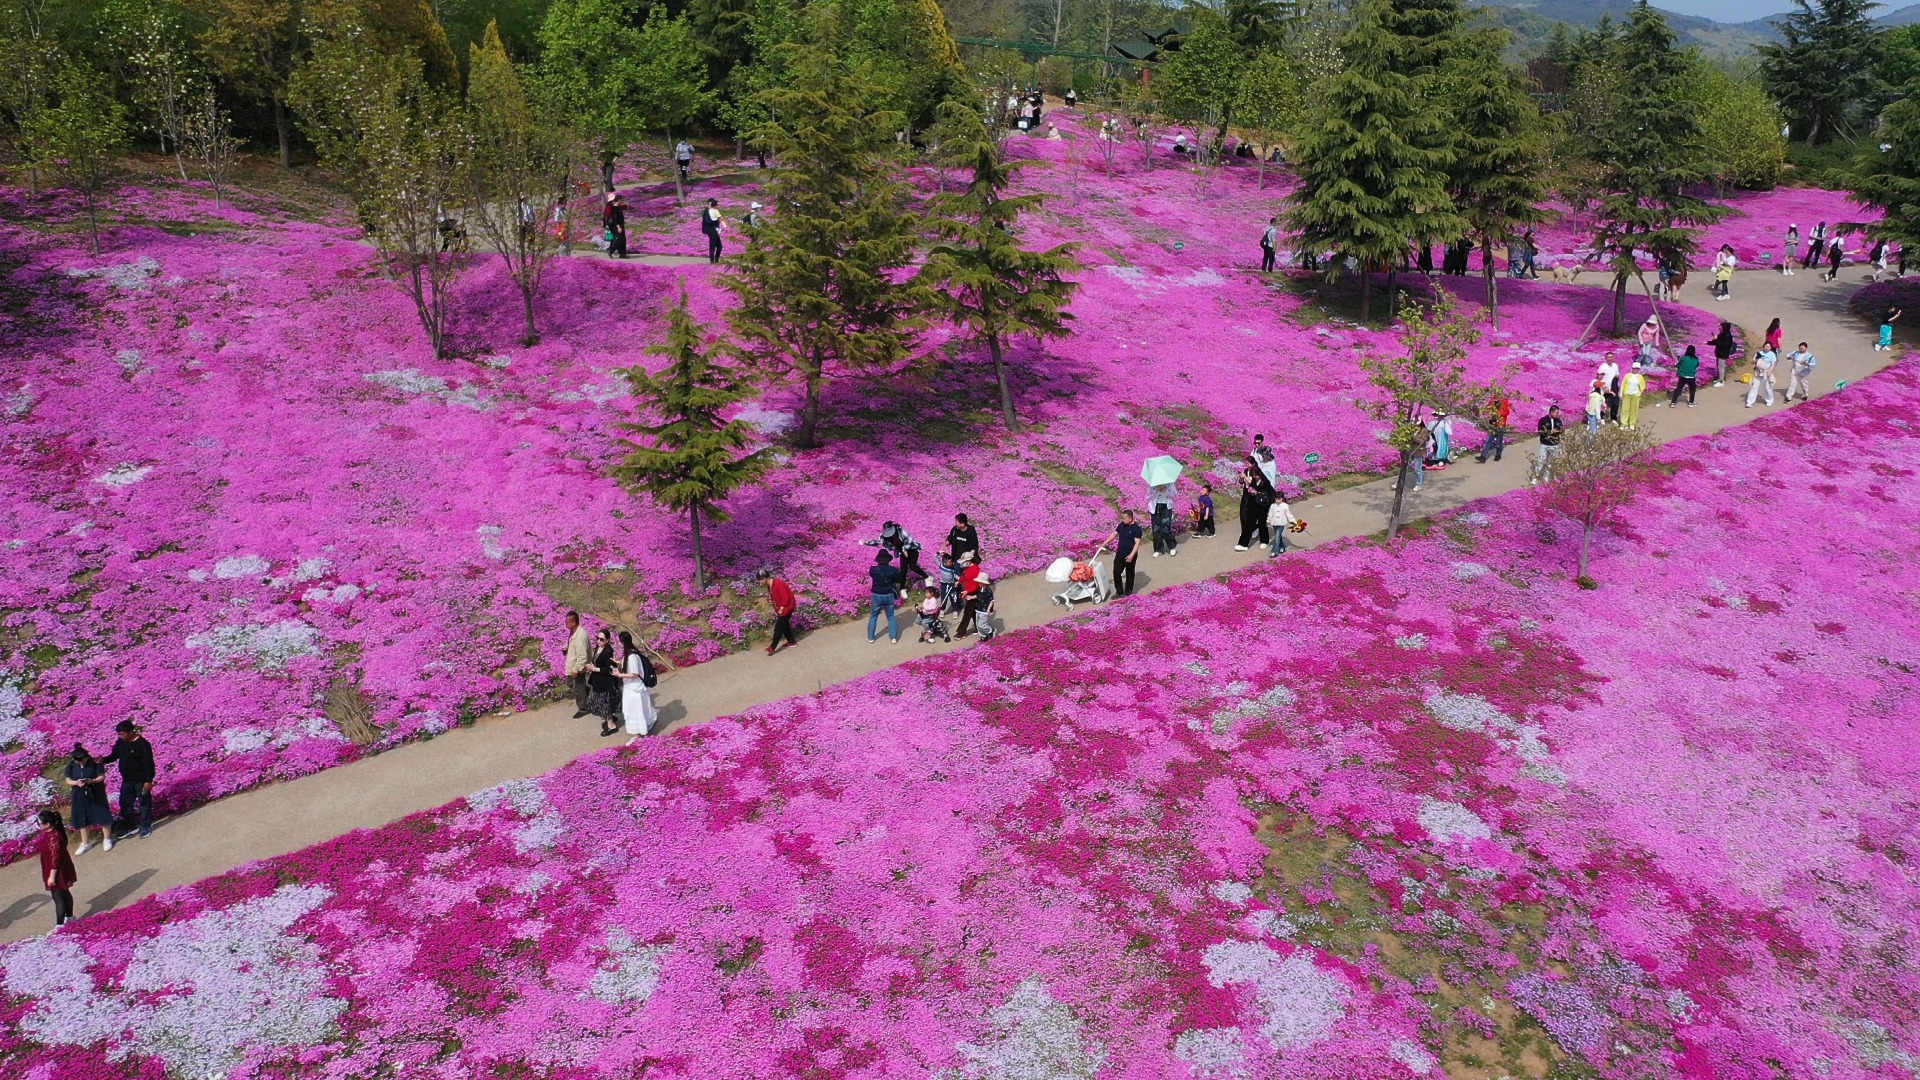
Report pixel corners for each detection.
[1260,217,1278,273]
[1784,343,1817,402]
[675,140,694,182]
[1746,347,1778,407]
[1594,358,1622,423]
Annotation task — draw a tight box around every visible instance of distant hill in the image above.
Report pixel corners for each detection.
[1880,3,1920,25]
[1466,0,1778,59]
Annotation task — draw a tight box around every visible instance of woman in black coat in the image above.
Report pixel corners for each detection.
[1235,461,1276,551]
[1709,321,1737,386]
[586,629,619,724]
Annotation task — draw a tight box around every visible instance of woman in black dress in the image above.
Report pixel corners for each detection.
[63,743,113,853]
[587,629,619,728]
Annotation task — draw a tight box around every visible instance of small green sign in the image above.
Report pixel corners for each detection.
[1835,380,1849,390]
[1172,241,1185,250]
[1304,452,1321,464]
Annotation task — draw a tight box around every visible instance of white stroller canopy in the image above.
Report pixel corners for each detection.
[1044,556,1075,583]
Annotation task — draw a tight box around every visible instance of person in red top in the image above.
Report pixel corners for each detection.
[35,809,76,928]
[1477,395,1513,464]
[955,555,985,638]
[763,570,799,655]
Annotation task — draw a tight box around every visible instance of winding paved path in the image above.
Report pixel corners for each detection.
[0,266,1900,942]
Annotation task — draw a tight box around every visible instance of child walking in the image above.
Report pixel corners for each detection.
[1879,306,1902,352]
[1190,483,1216,537]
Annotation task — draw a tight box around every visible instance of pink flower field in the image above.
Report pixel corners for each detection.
[2,352,1915,1078]
[0,142,1755,844]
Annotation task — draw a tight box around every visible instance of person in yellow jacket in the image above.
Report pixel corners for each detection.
[1620,362,1647,430]
[563,610,591,718]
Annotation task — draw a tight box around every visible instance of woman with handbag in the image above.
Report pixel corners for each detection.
[587,629,619,732]
[614,630,658,740]
[35,810,77,928]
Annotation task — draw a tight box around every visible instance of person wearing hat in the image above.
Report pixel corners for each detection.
[866,550,901,644]
[603,192,628,259]
[862,522,924,592]
[1620,362,1647,430]
[100,720,155,839]
[743,202,762,231]
[62,744,113,853]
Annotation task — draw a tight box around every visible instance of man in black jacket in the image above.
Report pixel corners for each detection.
[101,720,156,839]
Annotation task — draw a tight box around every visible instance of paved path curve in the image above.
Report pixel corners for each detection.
[0,266,1900,942]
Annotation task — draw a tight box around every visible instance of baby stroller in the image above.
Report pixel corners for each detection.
[917,607,951,644]
[1046,555,1114,610]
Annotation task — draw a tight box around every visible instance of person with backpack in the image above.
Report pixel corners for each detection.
[763,570,799,654]
[611,631,659,740]
[1260,216,1278,273]
[701,199,724,264]
[1822,236,1845,281]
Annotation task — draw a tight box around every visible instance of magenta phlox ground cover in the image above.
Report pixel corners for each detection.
[2,356,1916,1078]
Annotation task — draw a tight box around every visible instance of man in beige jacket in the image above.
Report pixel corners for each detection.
[564,610,590,717]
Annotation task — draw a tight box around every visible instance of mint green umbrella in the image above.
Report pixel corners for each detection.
[1140,455,1184,488]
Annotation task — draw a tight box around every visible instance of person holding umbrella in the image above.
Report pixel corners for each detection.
[1141,455,1183,559]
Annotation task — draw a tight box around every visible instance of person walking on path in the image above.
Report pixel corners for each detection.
[1877,306,1902,352]
[1101,510,1145,597]
[945,514,980,564]
[867,551,902,643]
[1807,222,1827,271]
[1192,482,1216,536]
[1620,363,1647,430]
[1785,343,1817,402]
[1234,458,1276,550]
[99,721,154,840]
[1664,345,1701,408]
[586,628,618,727]
[1266,495,1297,557]
[612,631,658,741]
[1477,395,1512,463]
[956,555,986,637]
[701,199,724,264]
[62,745,112,854]
[564,611,591,717]
[676,139,694,184]
[1260,217,1278,273]
[1711,245,1735,300]
[1709,322,1737,386]
[1823,236,1845,281]
[1584,381,1605,434]
[35,810,77,929]
[1782,225,1798,275]
[1747,346,1779,407]
[764,571,799,654]
[1764,317,1783,355]
[1531,405,1565,485]
[1595,358,1622,423]
[1148,482,1178,557]
[604,194,628,260]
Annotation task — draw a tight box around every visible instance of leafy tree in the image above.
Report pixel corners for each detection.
[1227,0,1290,52]
[1697,63,1786,193]
[614,287,772,591]
[1443,28,1552,328]
[117,0,205,181]
[630,7,717,205]
[291,28,466,358]
[1233,49,1295,189]
[0,0,63,192]
[918,105,1081,430]
[1358,289,1512,538]
[1849,91,1920,254]
[463,19,584,346]
[1117,78,1163,169]
[189,0,302,166]
[1758,0,1884,146]
[840,0,965,133]
[1285,0,1460,322]
[1585,1,1724,332]
[26,60,127,255]
[537,0,650,190]
[1158,9,1241,158]
[720,25,923,448]
[181,86,240,207]
[1532,422,1659,582]
[713,0,803,160]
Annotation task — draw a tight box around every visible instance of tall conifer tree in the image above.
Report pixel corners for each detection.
[1444,29,1552,328]
[1759,0,1884,145]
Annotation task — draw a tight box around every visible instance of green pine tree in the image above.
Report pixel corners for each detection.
[1587,0,1726,332]
[1443,28,1553,328]
[1233,49,1297,189]
[1850,92,1920,254]
[918,105,1082,431]
[1759,0,1885,146]
[614,287,773,591]
[721,21,924,448]
[1284,0,1460,322]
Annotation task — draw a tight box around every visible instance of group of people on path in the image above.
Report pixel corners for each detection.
[563,611,659,742]
[31,721,159,930]
[860,517,991,644]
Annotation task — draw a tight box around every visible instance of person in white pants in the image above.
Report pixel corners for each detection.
[1784,343,1817,402]
[1746,347,1778,407]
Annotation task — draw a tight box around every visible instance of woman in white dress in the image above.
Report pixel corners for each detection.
[615,630,658,742]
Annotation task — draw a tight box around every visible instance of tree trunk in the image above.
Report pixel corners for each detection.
[1578,519,1592,579]
[1610,272,1628,333]
[601,153,616,193]
[274,100,291,168]
[1358,270,1371,323]
[1482,238,1499,330]
[1386,452,1409,538]
[520,280,539,346]
[690,505,706,591]
[83,187,99,256]
[988,332,1018,430]
[175,152,188,183]
[1052,0,1063,47]
[1256,155,1265,190]
[797,370,823,448]
[1385,267,1399,320]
